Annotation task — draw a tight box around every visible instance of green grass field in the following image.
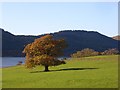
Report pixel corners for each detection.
[2,55,118,88]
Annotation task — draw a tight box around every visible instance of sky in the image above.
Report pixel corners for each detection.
[1,2,118,37]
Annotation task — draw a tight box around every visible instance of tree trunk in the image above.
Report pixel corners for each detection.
[44,66,49,72]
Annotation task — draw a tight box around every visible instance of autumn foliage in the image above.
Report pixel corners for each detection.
[71,48,99,58]
[71,48,119,58]
[101,48,119,55]
[23,35,67,71]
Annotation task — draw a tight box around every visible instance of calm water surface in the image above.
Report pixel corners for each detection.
[1,57,25,68]
[1,57,69,68]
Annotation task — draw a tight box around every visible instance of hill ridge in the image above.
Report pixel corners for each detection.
[1,28,119,57]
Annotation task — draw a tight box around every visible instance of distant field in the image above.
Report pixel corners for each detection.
[2,55,118,88]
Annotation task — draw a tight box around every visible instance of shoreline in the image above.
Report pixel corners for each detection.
[0,64,24,69]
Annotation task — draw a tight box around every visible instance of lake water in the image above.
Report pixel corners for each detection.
[0,57,69,68]
[1,57,25,68]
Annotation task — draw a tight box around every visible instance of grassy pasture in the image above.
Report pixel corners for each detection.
[2,55,118,88]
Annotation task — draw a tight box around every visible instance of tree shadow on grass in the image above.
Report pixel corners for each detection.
[30,67,98,73]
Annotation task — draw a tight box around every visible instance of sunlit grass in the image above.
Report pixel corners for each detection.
[2,55,118,88]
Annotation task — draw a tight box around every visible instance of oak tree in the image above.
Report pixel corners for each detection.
[23,35,67,71]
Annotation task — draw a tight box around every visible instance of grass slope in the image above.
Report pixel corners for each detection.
[2,55,118,88]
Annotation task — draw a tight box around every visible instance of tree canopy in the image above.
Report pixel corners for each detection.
[23,35,67,71]
[71,48,99,58]
[101,48,119,55]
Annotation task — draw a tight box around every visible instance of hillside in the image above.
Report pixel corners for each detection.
[112,35,120,40]
[1,28,38,57]
[1,28,119,57]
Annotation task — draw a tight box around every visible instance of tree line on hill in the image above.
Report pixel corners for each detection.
[71,48,119,58]
[1,28,119,57]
